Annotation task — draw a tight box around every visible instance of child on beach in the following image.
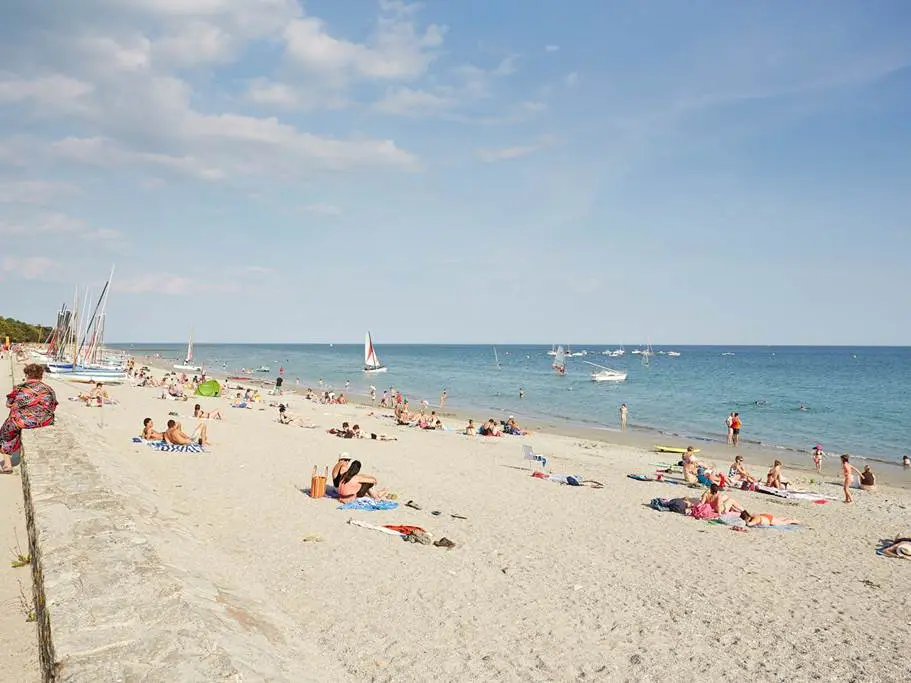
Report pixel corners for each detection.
[841,454,863,503]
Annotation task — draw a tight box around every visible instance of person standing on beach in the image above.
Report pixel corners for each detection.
[731,413,742,446]
[619,403,628,430]
[726,413,734,444]
[369,385,376,403]
[345,379,350,393]
[841,454,863,503]
[440,389,447,407]
[275,375,283,396]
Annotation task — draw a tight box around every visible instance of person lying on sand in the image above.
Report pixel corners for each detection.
[194,403,223,420]
[328,421,355,438]
[739,510,800,527]
[164,419,208,446]
[879,537,911,558]
[142,417,164,441]
[700,484,743,514]
[729,455,756,486]
[336,460,386,503]
[765,460,789,489]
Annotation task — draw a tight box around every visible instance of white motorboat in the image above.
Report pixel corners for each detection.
[583,361,627,382]
[364,331,387,373]
[667,351,681,357]
[254,366,271,373]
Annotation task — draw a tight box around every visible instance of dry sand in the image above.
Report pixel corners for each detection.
[23,363,911,681]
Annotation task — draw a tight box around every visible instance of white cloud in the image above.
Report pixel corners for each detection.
[545,45,560,53]
[565,72,579,87]
[476,145,539,163]
[283,6,446,82]
[373,86,455,116]
[0,181,78,205]
[244,79,349,111]
[0,256,58,280]
[0,74,95,111]
[0,212,122,242]
[300,203,343,216]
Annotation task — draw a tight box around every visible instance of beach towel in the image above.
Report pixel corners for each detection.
[154,444,205,453]
[689,502,718,520]
[337,497,399,511]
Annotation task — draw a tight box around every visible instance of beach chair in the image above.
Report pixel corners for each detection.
[522,444,547,471]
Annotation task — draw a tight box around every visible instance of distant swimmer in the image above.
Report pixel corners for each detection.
[754,400,768,407]
[798,404,808,412]
[519,387,525,399]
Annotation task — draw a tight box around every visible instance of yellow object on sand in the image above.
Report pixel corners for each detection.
[654,446,700,454]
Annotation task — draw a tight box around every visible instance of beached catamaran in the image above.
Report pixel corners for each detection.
[364,331,387,373]
[174,331,202,372]
[552,345,567,375]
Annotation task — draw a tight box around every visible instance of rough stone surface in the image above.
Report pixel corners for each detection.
[22,416,331,682]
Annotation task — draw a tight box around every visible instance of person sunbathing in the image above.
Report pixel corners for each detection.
[478,419,501,436]
[331,455,352,487]
[682,458,699,484]
[164,419,208,446]
[879,537,911,558]
[79,382,110,405]
[700,484,743,514]
[739,510,800,527]
[167,382,187,401]
[860,465,876,492]
[336,460,384,503]
[463,419,476,435]
[193,403,222,420]
[765,460,789,489]
[328,422,355,438]
[142,417,164,441]
[729,455,756,486]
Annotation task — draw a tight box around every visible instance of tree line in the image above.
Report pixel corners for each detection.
[0,316,53,343]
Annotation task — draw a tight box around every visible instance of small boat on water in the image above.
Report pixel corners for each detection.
[173,330,202,372]
[584,360,627,382]
[364,331,387,374]
[254,366,271,373]
[667,351,681,357]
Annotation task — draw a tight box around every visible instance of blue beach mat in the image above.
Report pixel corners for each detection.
[337,498,399,511]
[155,443,205,453]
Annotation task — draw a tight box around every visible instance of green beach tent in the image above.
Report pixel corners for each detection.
[194,379,221,397]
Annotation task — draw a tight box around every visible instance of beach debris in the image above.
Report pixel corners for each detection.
[405,500,422,510]
[10,553,31,568]
[451,514,467,520]
[431,510,441,516]
[434,537,456,549]
[301,534,323,543]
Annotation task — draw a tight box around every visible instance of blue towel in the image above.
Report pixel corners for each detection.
[337,498,398,511]
[155,444,204,453]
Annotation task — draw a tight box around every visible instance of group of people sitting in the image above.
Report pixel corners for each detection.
[653,486,801,526]
[141,417,209,446]
[463,416,530,437]
[302,388,347,405]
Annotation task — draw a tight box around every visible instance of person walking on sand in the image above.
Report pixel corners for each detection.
[726,413,734,444]
[841,454,862,504]
[440,389,447,408]
[730,413,742,446]
[619,403,628,430]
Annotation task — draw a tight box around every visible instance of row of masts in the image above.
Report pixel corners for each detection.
[45,266,115,366]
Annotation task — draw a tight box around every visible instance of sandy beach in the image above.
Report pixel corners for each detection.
[19,360,911,681]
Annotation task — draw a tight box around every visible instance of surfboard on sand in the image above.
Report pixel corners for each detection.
[654,445,700,454]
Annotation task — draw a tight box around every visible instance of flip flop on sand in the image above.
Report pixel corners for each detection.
[433,537,456,549]
[405,500,422,510]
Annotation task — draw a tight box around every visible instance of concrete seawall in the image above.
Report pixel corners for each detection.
[20,413,329,682]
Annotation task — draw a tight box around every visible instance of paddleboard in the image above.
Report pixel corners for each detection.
[654,446,700,454]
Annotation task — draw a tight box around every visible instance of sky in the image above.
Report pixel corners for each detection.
[0,0,909,345]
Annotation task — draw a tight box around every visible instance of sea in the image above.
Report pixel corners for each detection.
[114,343,910,467]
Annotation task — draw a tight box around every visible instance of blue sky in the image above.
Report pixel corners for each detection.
[1,0,909,344]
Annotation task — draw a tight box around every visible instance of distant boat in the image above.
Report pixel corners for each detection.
[174,330,202,372]
[254,366,270,373]
[603,345,625,357]
[642,339,653,367]
[584,360,627,382]
[546,344,557,357]
[721,352,735,356]
[552,345,567,375]
[364,331,387,374]
[667,351,681,357]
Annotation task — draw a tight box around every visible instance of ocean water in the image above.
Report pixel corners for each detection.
[115,343,911,464]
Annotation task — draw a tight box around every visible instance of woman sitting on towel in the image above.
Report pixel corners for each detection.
[765,460,789,489]
[729,455,756,487]
[336,460,384,503]
[739,510,800,527]
[700,484,743,514]
[142,417,164,440]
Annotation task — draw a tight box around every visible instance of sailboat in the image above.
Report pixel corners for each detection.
[546,344,557,357]
[493,347,501,369]
[552,345,567,375]
[174,331,202,371]
[364,331,387,373]
[583,360,627,382]
[641,339,653,367]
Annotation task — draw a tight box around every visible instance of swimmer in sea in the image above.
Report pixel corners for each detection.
[903,455,910,469]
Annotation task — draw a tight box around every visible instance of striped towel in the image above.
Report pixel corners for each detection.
[154,444,204,453]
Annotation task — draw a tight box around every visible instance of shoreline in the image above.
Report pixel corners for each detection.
[135,354,911,490]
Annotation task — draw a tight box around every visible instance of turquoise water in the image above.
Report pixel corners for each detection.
[116,344,910,464]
